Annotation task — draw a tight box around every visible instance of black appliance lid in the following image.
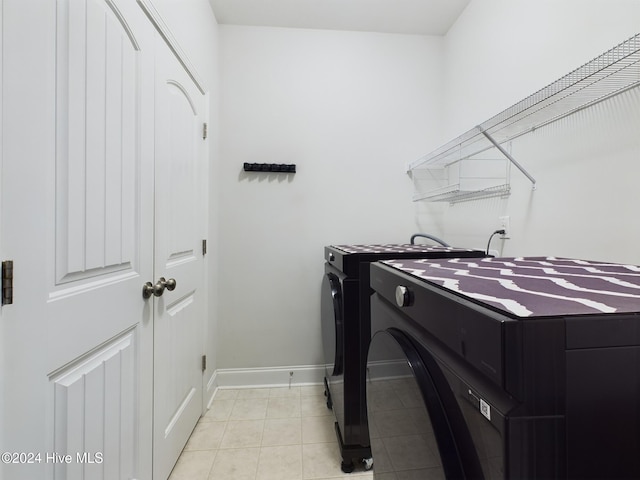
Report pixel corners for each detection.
[381,256,640,318]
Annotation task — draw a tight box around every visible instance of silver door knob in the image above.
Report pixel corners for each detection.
[142,277,177,299]
[161,277,177,292]
[142,282,153,299]
[142,280,165,299]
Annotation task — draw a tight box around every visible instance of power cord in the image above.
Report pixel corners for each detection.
[486,229,506,255]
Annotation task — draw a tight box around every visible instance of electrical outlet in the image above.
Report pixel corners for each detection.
[499,216,510,239]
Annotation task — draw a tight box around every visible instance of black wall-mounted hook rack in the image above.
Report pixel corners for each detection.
[243,163,296,173]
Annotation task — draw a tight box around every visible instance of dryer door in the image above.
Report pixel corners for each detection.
[367,327,485,480]
[321,270,344,377]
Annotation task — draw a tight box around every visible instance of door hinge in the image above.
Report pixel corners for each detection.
[202,122,208,140]
[201,355,207,372]
[202,239,207,256]
[2,260,14,305]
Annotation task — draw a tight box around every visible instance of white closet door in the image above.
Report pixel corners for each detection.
[0,0,154,478]
[152,34,207,480]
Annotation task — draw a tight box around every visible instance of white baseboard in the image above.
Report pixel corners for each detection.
[213,364,325,390]
[204,371,219,409]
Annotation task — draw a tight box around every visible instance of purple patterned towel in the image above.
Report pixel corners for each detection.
[332,244,479,254]
[382,257,640,318]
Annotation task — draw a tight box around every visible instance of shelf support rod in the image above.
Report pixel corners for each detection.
[479,127,537,189]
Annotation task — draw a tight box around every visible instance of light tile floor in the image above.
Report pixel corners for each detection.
[168,385,374,480]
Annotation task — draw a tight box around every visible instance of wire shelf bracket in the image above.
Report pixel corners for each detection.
[479,127,536,189]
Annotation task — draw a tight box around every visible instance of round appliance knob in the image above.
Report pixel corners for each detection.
[395,285,413,307]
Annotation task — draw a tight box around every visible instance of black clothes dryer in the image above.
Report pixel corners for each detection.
[368,256,640,479]
[321,244,486,473]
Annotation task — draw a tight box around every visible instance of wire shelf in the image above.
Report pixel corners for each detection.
[408,33,640,172]
[411,152,512,204]
[413,183,511,204]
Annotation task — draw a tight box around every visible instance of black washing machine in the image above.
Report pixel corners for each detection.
[321,243,486,473]
[368,256,640,479]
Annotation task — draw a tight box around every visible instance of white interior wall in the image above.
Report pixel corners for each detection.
[442,0,640,138]
[217,26,442,370]
[214,1,640,376]
[416,0,640,263]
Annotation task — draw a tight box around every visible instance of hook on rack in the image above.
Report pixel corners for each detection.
[243,163,296,173]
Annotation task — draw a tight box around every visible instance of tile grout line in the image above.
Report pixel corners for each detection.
[171,387,372,480]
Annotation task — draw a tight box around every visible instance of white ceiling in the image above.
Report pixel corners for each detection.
[208,0,471,36]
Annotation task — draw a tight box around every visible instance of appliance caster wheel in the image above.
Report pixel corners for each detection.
[362,457,373,470]
[341,460,355,473]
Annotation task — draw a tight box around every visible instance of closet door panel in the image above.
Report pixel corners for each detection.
[0,0,154,478]
[152,36,207,480]
[50,331,137,480]
[56,0,140,282]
